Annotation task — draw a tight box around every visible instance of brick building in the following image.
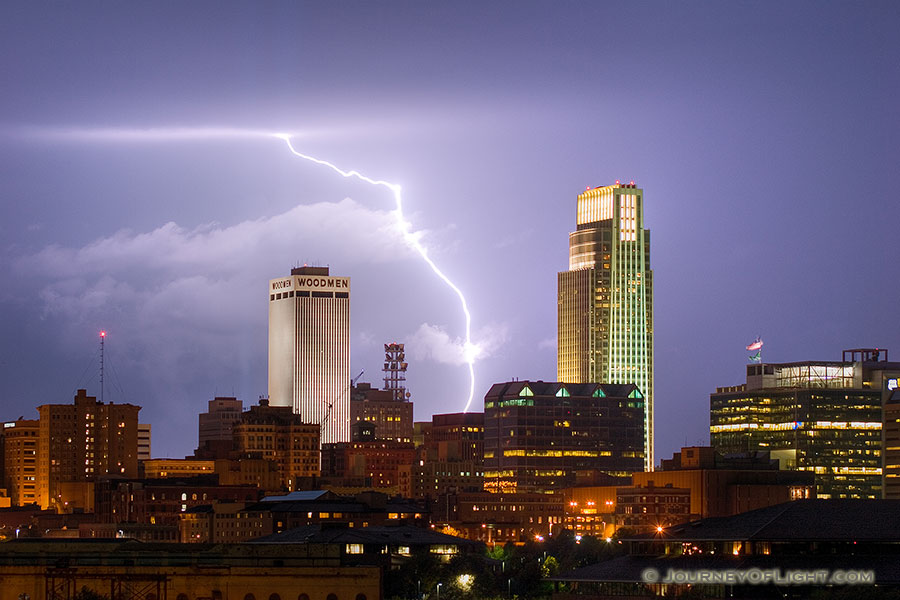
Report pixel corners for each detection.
[38,389,140,511]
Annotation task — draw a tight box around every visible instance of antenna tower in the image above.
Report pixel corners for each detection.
[99,330,107,402]
[383,343,408,402]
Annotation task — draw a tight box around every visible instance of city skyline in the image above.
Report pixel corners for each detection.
[1,2,898,462]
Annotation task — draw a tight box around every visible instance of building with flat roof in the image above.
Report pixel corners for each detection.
[198,396,242,447]
[268,266,350,445]
[711,349,900,499]
[350,381,413,443]
[1,419,39,506]
[483,381,645,493]
[232,397,320,490]
[38,389,140,511]
[632,446,815,519]
[558,182,653,469]
[405,412,485,499]
[432,491,565,545]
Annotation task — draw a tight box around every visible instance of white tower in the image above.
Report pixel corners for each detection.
[267,266,351,445]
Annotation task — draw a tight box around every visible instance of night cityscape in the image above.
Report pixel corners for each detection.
[1,2,899,600]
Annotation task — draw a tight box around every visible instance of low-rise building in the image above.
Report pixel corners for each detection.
[632,446,815,518]
[321,434,416,492]
[432,491,566,545]
[180,490,426,544]
[94,476,262,527]
[553,500,900,597]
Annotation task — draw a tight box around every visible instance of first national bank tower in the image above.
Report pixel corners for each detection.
[267,266,350,444]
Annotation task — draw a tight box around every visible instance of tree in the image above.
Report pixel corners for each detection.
[73,588,109,600]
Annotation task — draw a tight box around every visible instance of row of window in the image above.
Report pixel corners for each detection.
[271,291,350,300]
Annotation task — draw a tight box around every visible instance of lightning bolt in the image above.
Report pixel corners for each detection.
[273,133,478,412]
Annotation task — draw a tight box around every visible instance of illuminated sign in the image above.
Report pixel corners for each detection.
[888,379,898,391]
[294,276,350,291]
[271,279,292,290]
[4,422,15,428]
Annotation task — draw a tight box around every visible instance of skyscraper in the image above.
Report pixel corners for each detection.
[558,182,654,469]
[268,266,350,445]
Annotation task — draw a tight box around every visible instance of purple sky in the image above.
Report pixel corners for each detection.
[1,2,898,463]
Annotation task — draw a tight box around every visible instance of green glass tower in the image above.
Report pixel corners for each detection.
[558,182,653,470]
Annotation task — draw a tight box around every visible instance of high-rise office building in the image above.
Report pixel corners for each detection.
[483,381,645,494]
[710,349,900,499]
[558,182,653,469]
[268,266,350,445]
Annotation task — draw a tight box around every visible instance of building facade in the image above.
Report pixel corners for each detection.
[405,412,484,499]
[711,349,900,499]
[483,381,645,493]
[433,491,566,545]
[632,446,815,518]
[268,266,350,445]
[350,382,414,443]
[558,183,654,469]
[94,476,262,527]
[137,424,151,461]
[37,389,140,511]
[232,398,320,490]
[885,388,900,499]
[321,438,417,492]
[1,419,39,506]
[198,396,243,447]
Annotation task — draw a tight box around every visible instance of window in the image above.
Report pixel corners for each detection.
[346,543,364,554]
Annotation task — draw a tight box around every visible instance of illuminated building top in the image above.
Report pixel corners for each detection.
[268,266,350,446]
[559,181,653,470]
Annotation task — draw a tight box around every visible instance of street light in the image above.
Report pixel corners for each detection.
[436,583,442,600]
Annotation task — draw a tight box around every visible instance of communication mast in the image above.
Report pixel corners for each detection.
[99,330,107,403]
[383,343,409,402]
